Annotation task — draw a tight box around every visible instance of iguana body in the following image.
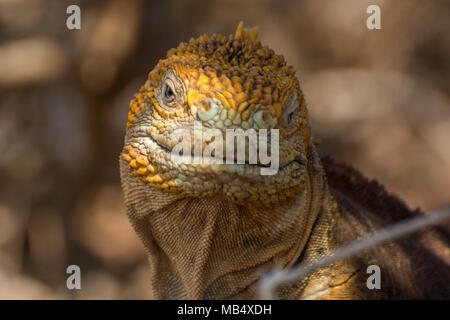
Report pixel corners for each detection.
[119,23,450,299]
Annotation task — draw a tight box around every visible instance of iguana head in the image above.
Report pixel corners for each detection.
[121,23,315,207]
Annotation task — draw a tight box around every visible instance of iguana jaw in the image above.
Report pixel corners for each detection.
[121,127,310,207]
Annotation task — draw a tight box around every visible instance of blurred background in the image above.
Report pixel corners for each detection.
[0,0,448,299]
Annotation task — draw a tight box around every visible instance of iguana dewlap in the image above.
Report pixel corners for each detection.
[119,23,450,299]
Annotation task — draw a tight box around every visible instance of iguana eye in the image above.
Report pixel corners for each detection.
[158,70,185,110]
[281,91,299,132]
[163,80,176,103]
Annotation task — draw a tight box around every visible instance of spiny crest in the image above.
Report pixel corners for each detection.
[234,21,259,41]
[162,22,295,80]
[144,23,298,118]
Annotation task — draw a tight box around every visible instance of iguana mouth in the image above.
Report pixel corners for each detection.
[128,126,308,175]
[127,130,306,175]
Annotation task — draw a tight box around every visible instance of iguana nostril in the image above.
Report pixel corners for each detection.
[197,98,221,121]
[253,110,273,129]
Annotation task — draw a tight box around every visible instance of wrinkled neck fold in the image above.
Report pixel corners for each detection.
[120,148,329,299]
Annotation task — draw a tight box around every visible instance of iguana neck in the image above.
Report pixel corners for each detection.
[120,151,333,299]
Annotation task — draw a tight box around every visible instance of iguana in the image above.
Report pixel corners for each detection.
[119,23,450,299]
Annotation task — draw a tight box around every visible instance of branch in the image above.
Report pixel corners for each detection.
[258,205,450,299]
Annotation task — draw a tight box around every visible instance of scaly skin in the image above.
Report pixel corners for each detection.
[120,23,450,299]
